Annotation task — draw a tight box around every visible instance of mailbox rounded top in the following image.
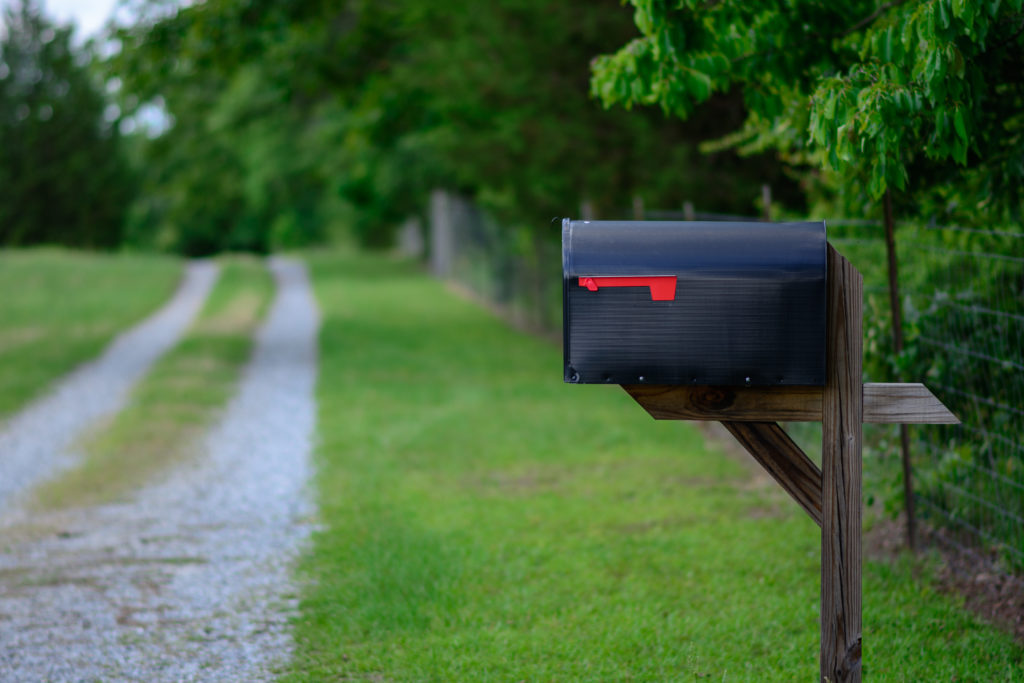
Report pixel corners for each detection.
[562,219,826,280]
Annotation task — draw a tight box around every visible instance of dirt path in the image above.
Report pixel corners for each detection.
[0,261,219,513]
[0,258,319,681]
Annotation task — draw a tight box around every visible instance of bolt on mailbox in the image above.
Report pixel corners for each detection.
[562,219,828,386]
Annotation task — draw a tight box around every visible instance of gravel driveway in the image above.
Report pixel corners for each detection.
[0,261,219,513]
[0,257,320,682]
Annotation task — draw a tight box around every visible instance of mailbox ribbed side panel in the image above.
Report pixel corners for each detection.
[565,280,824,385]
[562,220,827,387]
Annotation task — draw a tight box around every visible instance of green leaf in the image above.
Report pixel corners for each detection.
[836,122,854,162]
[937,0,951,29]
[953,138,967,164]
[686,69,712,102]
[951,46,965,77]
[953,105,968,144]
[901,15,916,50]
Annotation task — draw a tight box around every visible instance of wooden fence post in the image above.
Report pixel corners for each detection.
[430,189,454,278]
[821,246,863,682]
[761,184,772,221]
[632,195,645,220]
[580,199,595,221]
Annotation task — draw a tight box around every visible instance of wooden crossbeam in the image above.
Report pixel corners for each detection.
[622,382,958,424]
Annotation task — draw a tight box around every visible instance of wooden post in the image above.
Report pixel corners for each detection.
[632,195,645,220]
[429,189,454,278]
[821,246,863,683]
[580,199,595,221]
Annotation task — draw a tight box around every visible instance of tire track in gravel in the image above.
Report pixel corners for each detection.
[0,261,219,514]
[0,258,319,682]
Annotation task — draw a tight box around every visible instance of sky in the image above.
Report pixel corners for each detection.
[44,0,119,39]
[0,0,174,134]
[0,0,133,42]
[2,0,194,137]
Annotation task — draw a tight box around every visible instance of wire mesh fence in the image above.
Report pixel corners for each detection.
[901,225,1020,568]
[801,221,1024,571]
[429,190,562,334]
[429,191,1024,571]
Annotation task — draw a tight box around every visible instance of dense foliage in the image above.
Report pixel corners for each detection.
[592,0,1024,222]
[108,0,796,252]
[0,0,133,247]
[592,1,1024,563]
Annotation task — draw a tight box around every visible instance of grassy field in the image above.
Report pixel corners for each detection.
[287,250,1023,681]
[0,248,182,420]
[31,256,273,510]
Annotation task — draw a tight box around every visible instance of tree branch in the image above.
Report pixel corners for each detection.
[841,0,911,38]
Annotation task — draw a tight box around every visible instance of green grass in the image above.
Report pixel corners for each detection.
[31,256,273,510]
[0,247,182,420]
[287,250,1023,681]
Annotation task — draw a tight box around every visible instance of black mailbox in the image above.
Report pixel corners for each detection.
[562,219,827,386]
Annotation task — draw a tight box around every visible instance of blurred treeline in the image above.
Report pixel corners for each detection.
[0,1,133,248]
[0,0,803,254]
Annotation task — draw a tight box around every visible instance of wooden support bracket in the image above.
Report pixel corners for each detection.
[721,421,822,527]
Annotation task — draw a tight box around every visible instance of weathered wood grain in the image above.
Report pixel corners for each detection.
[622,383,957,424]
[821,245,862,683]
[720,421,822,527]
[623,384,821,422]
[862,383,957,424]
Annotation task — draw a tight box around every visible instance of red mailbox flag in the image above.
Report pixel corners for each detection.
[578,276,677,301]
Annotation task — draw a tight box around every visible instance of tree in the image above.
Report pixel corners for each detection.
[591,0,1024,557]
[591,0,1024,222]
[312,0,804,234]
[0,0,133,247]
[110,0,800,251]
[109,3,307,254]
